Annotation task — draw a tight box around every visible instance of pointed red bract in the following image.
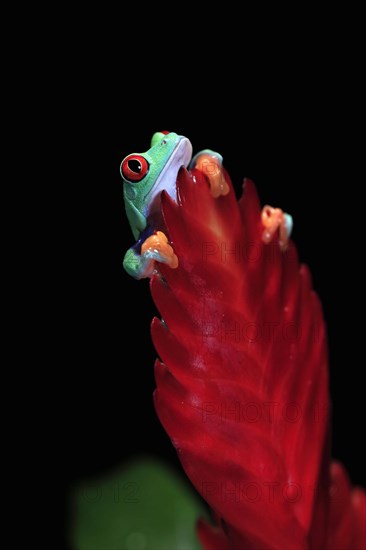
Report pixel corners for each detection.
[150,167,365,549]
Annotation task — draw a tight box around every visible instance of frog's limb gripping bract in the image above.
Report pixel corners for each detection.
[261,204,293,252]
[190,151,230,198]
[146,165,366,549]
[141,230,179,270]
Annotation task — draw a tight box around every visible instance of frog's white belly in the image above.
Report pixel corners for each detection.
[144,137,193,217]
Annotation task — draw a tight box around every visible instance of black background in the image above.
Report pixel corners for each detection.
[59,64,365,545]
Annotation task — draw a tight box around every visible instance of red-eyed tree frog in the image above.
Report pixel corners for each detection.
[120,131,230,279]
[120,131,292,279]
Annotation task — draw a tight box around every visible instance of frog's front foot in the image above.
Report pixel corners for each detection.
[123,231,178,279]
[261,205,293,251]
[141,231,178,270]
[190,150,230,198]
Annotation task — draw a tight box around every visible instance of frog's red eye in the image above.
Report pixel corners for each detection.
[120,154,149,182]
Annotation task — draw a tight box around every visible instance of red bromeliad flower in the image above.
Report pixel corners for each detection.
[149,167,366,549]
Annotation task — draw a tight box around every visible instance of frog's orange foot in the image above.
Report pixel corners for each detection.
[141,231,179,270]
[261,205,293,251]
[193,153,230,198]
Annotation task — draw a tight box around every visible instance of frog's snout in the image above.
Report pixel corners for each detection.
[151,131,174,147]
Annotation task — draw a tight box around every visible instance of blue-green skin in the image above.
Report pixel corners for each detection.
[121,132,222,279]
[121,132,189,278]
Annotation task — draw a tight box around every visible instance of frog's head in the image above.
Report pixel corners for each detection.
[120,132,193,240]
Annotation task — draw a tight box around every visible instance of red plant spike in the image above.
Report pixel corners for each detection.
[150,167,366,549]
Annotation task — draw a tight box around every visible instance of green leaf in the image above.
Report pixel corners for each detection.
[69,457,208,550]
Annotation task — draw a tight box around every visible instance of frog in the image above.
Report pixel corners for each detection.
[120,131,293,279]
[120,131,230,279]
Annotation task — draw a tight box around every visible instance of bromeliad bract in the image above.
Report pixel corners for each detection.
[121,133,366,550]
